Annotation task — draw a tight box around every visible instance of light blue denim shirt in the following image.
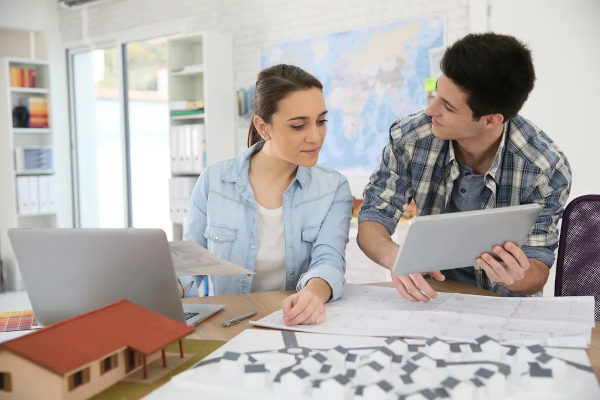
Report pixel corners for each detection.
[179,142,353,301]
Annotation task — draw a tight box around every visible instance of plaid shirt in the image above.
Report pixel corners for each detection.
[359,110,572,254]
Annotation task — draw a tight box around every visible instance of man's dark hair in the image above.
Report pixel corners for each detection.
[440,32,535,120]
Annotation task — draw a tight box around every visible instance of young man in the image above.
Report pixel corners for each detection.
[357,33,571,301]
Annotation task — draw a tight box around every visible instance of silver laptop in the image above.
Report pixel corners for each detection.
[393,203,543,275]
[8,228,224,327]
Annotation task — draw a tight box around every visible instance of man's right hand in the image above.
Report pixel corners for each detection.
[391,271,445,302]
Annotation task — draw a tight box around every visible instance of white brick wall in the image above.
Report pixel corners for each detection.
[58,0,468,152]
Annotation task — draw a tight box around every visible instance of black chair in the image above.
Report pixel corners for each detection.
[555,195,600,321]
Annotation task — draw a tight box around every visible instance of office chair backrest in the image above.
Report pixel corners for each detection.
[555,194,600,321]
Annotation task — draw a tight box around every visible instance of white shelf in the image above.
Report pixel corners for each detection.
[15,171,54,176]
[170,113,205,121]
[1,57,57,291]
[18,213,57,218]
[10,87,49,94]
[13,127,51,134]
[167,32,235,241]
[170,65,204,77]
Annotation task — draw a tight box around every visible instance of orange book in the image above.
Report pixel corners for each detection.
[9,67,20,86]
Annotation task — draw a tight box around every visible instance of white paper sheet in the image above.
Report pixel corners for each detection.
[169,241,254,275]
[250,285,595,347]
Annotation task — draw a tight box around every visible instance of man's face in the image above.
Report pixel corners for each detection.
[425,75,483,141]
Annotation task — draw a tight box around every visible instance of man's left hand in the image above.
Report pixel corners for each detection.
[476,241,530,285]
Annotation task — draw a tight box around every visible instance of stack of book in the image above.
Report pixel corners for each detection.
[10,67,37,88]
[19,97,48,128]
[169,100,204,116]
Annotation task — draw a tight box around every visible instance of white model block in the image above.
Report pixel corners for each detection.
[361,380,394,400]
[442,376,475,400]
[484,371,507,398]
[324,346,348,369]
[356,361,385,385]
[314,374,351,400]
[300,354,327,374]
[405,390,435,400]
[385,337,409,355]
[345,352,360,369]
[410,353,437,371]
[243,363,270,389]
[280,368,310,393]
[220,351,251,374]
[476,336,504,361]
[424,337,450,360]
[367,348,394,368]
[537,353,568,379]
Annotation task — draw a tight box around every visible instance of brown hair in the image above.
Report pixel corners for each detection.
[247,64,323,147]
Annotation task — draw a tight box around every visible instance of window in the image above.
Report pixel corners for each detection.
[69,36,172,236]
[68,367,90,391]
[0,372,12,392]
[100,354,119,375]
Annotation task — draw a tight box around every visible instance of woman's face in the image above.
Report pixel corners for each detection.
[259,88,327,168]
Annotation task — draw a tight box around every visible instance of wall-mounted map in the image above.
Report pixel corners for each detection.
[262,17,445,179]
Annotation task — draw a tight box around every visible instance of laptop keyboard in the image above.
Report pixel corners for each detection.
[184,312,200,320]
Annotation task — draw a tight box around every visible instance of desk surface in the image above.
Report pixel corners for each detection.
[184,279,600,382]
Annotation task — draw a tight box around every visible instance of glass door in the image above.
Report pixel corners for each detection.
[124,37,171,235]
[71,48,126,228]
[70,36,172,237]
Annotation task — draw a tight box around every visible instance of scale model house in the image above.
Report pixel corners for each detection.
[0,299,193,400]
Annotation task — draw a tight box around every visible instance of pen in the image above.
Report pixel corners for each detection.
[222,311,257,327]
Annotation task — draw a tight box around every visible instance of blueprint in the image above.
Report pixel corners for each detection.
[250,285,595,347]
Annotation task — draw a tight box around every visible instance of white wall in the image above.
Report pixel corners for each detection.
[488,0,600,199]
[56,0,471,154]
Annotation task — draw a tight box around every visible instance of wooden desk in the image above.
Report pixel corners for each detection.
[184,279,600,382]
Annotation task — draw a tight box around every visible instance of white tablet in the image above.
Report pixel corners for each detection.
[392,203,543,275]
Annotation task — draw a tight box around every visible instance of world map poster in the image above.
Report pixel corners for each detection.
[262,17,445,183]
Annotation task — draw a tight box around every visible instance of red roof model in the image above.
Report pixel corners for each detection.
[0,299,194,399]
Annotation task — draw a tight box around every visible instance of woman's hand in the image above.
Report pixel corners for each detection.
[282,278,331,325]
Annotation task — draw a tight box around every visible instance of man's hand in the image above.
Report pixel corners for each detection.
[476,242,530,286]
[392,271,446,302]
[476,241,549,294]
[282,289,326,325]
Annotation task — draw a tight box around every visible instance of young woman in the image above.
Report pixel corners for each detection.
[178,64,352,325]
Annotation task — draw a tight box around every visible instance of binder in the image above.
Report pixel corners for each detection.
[16,176,30,215]
[170,126,179,173]
[181,125,193,172]
[47,175,57,213]
[191,124,206,173]
[28,176,40,215]
[38,176,49,214]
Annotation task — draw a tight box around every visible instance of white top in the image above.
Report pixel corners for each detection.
[251,203,286,292]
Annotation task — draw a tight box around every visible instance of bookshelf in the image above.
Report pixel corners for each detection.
[167,32,236,240]
[0,58,56,290]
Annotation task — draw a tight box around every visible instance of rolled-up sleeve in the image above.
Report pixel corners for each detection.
[523,154,571,250]
[296,175,353,301]
[180,172,210,297]
[359,124,413,235]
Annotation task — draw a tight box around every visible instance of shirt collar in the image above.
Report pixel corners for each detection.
[445,122,509,182]
[221,141,308,189]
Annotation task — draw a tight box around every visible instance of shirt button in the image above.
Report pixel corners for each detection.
[250,244,255,249]
[290,271,295,277]
[460,188,467,194]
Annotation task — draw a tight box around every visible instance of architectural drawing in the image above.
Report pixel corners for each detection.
[251,285,595,346]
